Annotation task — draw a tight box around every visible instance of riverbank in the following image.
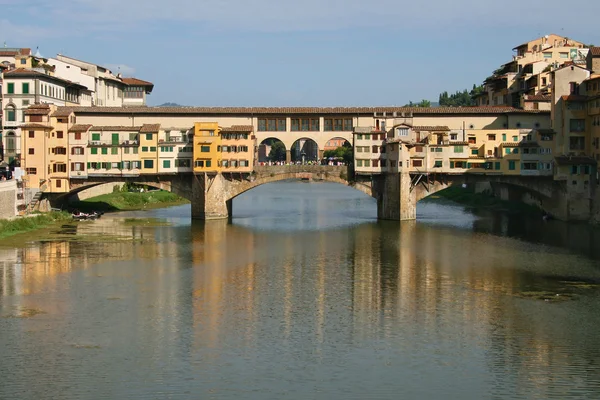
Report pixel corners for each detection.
[424,186,543,216]
[69,190,189,213]
[0,212,72,240]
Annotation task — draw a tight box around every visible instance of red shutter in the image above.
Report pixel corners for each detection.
[71,163,74,171]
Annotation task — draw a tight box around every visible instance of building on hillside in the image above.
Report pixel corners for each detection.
[477,34,588,108]
[587,47,600,73]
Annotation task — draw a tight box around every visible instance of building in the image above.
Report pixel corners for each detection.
[477,34,588,108]
[193,122,221,173]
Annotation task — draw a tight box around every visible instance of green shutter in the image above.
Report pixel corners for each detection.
[111,133,119,145]
[450,161,455,168]
[101,148,108,155]
[7,83,14,94]
[87,162,91,169]
[92,133,100,141]
[495,162,500,170]
[91,148,98,155]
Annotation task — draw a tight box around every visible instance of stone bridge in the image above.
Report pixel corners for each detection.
[56,166,596,222]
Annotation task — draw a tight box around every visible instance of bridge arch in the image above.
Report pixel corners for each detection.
[290,138,319,163]
[257,138,286,163]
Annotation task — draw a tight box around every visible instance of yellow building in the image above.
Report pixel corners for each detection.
[193,122,221,173]
[139,124,160,174]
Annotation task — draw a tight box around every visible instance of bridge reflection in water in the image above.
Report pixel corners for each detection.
[1,206,600,398]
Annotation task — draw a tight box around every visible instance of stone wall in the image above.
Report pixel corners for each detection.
[0,180,17,219]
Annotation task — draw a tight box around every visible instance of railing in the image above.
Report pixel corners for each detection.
[159,137,189,144]
[88,140,139,146]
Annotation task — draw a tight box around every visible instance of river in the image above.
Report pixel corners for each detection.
[1,181,600,399]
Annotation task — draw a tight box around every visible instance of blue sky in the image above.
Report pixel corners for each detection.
[1,0,599,106]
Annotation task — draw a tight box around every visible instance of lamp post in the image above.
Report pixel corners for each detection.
[301,151,306,165]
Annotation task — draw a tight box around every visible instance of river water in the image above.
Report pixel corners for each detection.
[1,181,600,400]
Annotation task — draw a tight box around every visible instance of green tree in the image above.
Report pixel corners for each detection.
[323,142,353,165]
[267,141,286,162]
[405,99,431,107]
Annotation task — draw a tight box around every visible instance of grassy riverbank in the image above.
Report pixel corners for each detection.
[70,190,189,213]
[0,212,72,240]
[424,186,543,215]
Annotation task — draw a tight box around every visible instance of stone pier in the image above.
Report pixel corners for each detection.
[374,172,416,221]
[191,173,230,220]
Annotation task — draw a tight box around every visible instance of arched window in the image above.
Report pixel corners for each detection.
[5,105,16,122]
[6,131,16,152]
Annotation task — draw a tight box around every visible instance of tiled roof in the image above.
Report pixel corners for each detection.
[590,47,600,57]
[54,106,550,116]
[221,125,254,132]
[121,77,154,87]
[24,105,51,115]
[450,141,469,145]
[555,156,597,165]
[19,123,53,129]
[501,142,520,147]
[51,109,74,117]
[561,95,588,101]
[4,69,87,89]
[139,124,161,133]
[412,126,450,132]
[525,94,551,101]
[0,48,30,56]
[68,124,92,132]
[89,126,142,132]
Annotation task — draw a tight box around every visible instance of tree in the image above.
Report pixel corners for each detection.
[405,99,431,107]
[323,142,353,165]
[267,141,286,162]
[438,85,483,107]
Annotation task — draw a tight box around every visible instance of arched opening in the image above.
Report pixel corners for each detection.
[4,105,16,122]
[258,138,286,164]
[323,137,352,166]
[291,138,318,164]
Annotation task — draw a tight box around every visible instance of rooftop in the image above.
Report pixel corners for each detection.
[54,106,550,116]
[4,68,87,89]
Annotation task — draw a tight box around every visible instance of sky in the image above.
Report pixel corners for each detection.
[1,0,600,107]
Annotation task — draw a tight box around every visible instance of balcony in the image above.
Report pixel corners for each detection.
[160,136,189,144]
[88,139,139,147]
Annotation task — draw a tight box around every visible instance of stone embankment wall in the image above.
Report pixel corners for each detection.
[0,180,18,219]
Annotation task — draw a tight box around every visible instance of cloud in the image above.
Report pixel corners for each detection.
[104,63,136,76]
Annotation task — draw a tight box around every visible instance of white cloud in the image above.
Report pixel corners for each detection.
[104,63,136,76]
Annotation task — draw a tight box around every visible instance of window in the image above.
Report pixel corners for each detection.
[101,148,108,155]
[397,128,409,137]
[28,131,34,138]
[175,159,191,168]
[413,159,423,167]
[201,145,210,152]
[72,147,84,155]
[509,161,516,170]
[450,133,457,140]
[6,106,15,122]
[144,160,154,169]
[569,136,585,150]
[146,133,153,140]
[471,149,478,155]
[495,162,500,170]
[91,148,98,155]
[56,180,62,188]
[56,131,64,139]
[7,83,14,94]
[257,118,286,131]
[512,136,518,142]
[453,146,463,153]
[142,146,148,152]
[52,164,67,173]
[111,148,118,155]
[74,132,81,140]
[543,52,552,58]
[468,137,476,144]
[150,147,156,152]
[372,145,379,153]
[22,83,29,94]
[434,160,442,168]
[324,118,353,131]
[163,160,171,168]
[290,118,320,131]
[569,119,585,132]
[25,168,37,175]
[356,160,363,167]
[195,160,205,167]
[28,148,35,155]
[111,162,120,169]
[53,147,67,155]
[502,134,506,141]
[487,134,496,140]
[92,133,101,141]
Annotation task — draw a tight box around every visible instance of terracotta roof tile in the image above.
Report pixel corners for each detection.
[140,124,161,133]
[19,123,53,130]
[525,94,551,101]
[121,77,154,87]
[68,124,92,133]
[561,95,588,101]
[590,47,600,57]
[51,109,74,117]
[501,142,520,147]
[24,105,51,115]
[89,126,142,132]
[221,125,254,132]
[412,126,450,132]
[55,106,549,116]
